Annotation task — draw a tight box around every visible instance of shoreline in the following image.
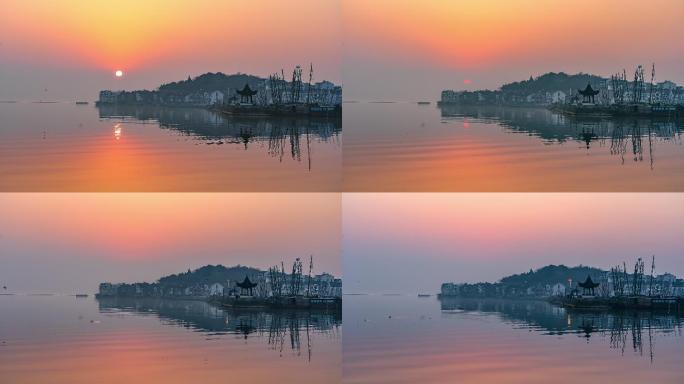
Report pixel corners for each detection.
[95,294,342,312]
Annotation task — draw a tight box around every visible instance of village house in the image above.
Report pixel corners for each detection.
[209,282,225,296]
[551,283,566,296]
[551,90,566,104]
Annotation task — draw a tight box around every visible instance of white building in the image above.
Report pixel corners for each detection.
[551,90,566,104]
[551,283,566,296]
[209,282,225,296]
[209,90,224,105]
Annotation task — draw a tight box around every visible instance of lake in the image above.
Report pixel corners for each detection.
[343,102,684,191]
[343,294,684,384]
[0,295,341,383]
[0,103,341,191]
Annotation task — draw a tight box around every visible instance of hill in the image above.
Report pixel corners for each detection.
[499,72,605,94]
[499,264,605,286]
[157,72,264,95]
[157,264,263,287]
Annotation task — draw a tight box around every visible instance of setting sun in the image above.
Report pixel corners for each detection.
[115,69,123,77]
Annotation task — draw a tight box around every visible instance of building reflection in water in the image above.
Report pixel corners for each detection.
[97,297,341,361]
[440,105,683,169]
[439,297,683,364]
[113,123,122,141]
[98,105,341,171]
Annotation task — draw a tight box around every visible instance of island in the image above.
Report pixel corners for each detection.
[96,258,342,311]
[96,66,342,117]
[440,67,684,118]
[440,258,684,313]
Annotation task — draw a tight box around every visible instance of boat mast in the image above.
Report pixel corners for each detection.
[307,63,314,105]
[648,255,655,296]
[307,255,313,297]
[649,63,656,105]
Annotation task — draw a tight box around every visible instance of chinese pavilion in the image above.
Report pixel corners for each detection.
[236,276,258,296]
[236,84,258,104]
[578,83,600,104]
[578,275,600,296]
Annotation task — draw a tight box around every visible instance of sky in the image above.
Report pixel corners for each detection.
[0,193,341,293]
[342,0,684,101]
[343,193,684,294]
[4,1,683,102]
[0,0,341,101]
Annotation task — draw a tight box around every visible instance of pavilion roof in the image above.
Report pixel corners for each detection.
[578,83,600,96]
[236,275,258,288]
[236,84,258,96]
[578,275,600,288]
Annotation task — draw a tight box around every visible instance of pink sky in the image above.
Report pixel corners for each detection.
[343,193,684,293]
[0,193,341,292]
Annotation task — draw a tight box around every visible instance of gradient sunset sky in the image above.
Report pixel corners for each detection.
[0,193,341,292]
[344,193,684,294]
[0,0,341,100]
[343,0,684,101]
[4,1,682,101]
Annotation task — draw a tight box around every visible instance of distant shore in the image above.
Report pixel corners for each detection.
[96,294,342,312]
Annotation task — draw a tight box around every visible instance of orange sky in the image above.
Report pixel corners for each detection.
[3,1,682,100]
[0,193,341,292]
[0,1,341,99]
[343,0,684,100]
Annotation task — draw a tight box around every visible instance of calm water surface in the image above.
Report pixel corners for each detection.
[0,295,341,383]
[0,103,341,191]
[343,295,684,384]
[343,103,684,191]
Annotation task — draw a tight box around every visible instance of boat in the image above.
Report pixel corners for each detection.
[550,103,682,118]
[417,101,431,105]
[75,101,89,105]
[75,294,89,298]
[559,297,611,310]
[219,103,341,118]
[218,295,341,310]
[418,294,432,297]
[555,295,682,313]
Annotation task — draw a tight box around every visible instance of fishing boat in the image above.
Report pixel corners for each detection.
[418,294,432,297]
[219,295,341,310]
[220,103,341,117]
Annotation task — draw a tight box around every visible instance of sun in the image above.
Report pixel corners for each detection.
[115,70,123,78]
